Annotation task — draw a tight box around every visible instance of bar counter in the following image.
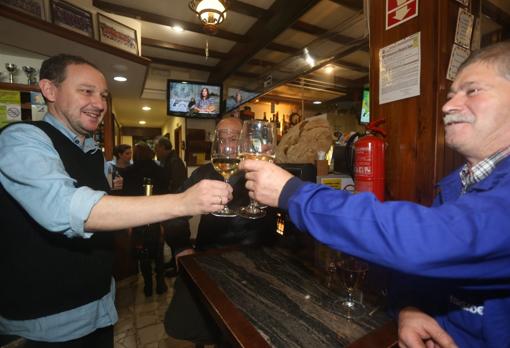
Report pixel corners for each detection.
[180,246,397,347]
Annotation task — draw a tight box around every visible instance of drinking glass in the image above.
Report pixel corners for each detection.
[238,120,277,219]
[211,128,240,217]
[335,255,368,319]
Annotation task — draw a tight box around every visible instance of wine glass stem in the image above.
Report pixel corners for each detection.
[347,290,354,305]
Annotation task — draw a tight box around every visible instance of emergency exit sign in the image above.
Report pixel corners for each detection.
[386,0,418,30]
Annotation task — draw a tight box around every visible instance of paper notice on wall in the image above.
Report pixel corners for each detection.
[447,44,471,81]
[0,90,22,128]
[379,32,421,105]
[454,8,474,49]
[30,91,47,121]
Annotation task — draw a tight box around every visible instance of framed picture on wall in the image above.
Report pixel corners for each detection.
[2,0,46,20]
[97,13,139,55]
[50,0,94,38]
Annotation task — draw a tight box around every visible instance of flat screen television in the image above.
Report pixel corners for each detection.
[225,87,259,113]
[360,88,370,124]
[167,80,222,118]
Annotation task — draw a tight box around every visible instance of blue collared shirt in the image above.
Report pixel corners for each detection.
[0,114,118,342]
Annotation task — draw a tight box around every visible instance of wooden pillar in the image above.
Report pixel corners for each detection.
[369,0,480,205]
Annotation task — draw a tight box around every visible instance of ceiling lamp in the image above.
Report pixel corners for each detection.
[189,0,227,34]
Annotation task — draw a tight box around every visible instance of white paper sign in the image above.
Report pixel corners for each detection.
[447,44,471,81]
[379,32,421,105]
[454,8,474,49]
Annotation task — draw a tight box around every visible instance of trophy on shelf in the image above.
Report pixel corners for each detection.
[22,66,37,85]
[5,63,18,83]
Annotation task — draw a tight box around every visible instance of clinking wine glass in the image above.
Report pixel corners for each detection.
[211,128,240,217]
[238,120,277,219]
[335,255,368,319]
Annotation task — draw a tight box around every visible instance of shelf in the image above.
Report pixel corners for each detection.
[0,5,150,100]
[0,82,40,93]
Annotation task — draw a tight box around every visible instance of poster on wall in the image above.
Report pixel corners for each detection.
[386,0,419,30]
[454,8,474,49]
[379,32,421,104]
[97,13,139,55]
[0,90,22,128]
[447,44,470,81]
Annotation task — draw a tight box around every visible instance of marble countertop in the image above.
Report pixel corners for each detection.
[190,247,391,348]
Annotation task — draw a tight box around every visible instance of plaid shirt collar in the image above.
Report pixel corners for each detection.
[460,146,510,193]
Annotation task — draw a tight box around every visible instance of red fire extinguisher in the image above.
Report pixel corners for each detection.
[346,120,386,201]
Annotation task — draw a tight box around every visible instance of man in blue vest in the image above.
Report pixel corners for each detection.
[0,54,232,347]
[240,41,510,348]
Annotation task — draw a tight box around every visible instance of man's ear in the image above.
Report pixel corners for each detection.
[39,79,57,103]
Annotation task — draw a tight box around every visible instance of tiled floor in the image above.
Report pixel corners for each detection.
[114,275,209,348]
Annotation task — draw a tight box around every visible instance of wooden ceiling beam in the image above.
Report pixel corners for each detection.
[228,0,270,19]
[329,0,363,12]
[208,0,321,83]
[292,21,363,46]
[334,60,368,73]
[92,0,244,42]
[266,42,299,54]
[142,37,227,59]
[146,56,214,72]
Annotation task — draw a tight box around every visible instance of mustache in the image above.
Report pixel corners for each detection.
[443,113,475,125]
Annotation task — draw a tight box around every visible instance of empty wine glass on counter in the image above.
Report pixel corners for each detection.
[238,120,277,219]
[335,254,368,319]
[5,63,18,83]
[211,128,241,217]
[22,66,37,85]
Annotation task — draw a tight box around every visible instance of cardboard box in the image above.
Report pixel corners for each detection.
[317,174,354,191]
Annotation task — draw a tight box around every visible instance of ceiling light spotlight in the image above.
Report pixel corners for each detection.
[138,120,147,125]
[142,106,151,111]
[172,25,184,32]
[324,66,334,74]
[113,76,127,82]
[303,48,315,67]
[189,0,227,34]
[313,100,322,105]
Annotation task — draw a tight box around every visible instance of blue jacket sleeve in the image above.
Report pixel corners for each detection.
[281,179,510,280]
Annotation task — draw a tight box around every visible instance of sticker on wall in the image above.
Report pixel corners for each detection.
[386,0,419,30]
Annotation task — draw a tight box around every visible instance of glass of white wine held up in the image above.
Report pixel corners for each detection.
[211,128,241,217]
[238,120,277,219]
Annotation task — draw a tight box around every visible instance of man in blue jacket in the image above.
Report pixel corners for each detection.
[240,41,510,348]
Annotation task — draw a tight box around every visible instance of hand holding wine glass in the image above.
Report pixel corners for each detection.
[211,128,240,217]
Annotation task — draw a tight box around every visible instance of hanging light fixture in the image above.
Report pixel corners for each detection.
[189,0,228,35]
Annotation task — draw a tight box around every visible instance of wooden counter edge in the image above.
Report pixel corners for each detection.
[179,253,271,348]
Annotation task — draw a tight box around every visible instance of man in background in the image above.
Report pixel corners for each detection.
[154,136,189,276]
[164,117,277,346]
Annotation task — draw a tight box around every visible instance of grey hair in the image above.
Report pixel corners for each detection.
[458,41,510,80]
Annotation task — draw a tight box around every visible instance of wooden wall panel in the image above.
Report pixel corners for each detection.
[369,0,479,205]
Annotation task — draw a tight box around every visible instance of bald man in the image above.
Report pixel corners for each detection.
[163,117,277,345]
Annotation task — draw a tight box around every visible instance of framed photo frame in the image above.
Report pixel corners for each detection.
[97,13,139,55]
[2,0,46,20]
[50,0,94,38]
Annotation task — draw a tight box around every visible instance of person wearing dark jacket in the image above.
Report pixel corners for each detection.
[122,142,169,296]
[163,117,277,345]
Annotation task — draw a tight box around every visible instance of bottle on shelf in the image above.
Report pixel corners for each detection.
[263,112,268,122]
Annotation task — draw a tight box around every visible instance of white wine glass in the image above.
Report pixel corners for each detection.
[238,120,277,219]
[211,128,240,217]
[335,254,368,319]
